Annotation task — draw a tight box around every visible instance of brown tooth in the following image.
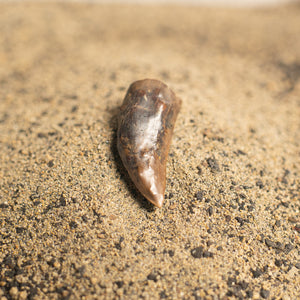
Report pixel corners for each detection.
[117,79,181,208]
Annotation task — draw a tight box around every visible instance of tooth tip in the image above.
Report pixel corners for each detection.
[136,166,166,208]
[149,193,164,208]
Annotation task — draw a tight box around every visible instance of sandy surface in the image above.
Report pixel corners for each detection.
[0,2,299,300]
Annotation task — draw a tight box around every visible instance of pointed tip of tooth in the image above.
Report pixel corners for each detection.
[137,168,165,208]
[148,193,164,208]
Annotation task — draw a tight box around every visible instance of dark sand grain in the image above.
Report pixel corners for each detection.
[0,3,299,299]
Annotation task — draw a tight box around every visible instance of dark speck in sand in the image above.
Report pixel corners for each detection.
[206,157,220,172]
[195,191,204,201]
[250,268,263,278]
[260,288,270,299]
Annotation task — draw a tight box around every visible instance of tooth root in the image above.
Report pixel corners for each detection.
[117,79,181,208]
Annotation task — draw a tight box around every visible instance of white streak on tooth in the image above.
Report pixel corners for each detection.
[136,104,163,154]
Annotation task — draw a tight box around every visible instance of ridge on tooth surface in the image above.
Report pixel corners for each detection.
[117,79,182,208]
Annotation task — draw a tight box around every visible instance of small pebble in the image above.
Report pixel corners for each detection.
[53,261,61,269]
[207,206,213,216]
[251,268,263,278]
[147,273,158,282]
[195,191,204,201]
[256,180,264,189]
[206,157,220,172]
[19,291,27,300]
[9,287,18,298]
[260,288,270,299]
[115,281,124,288]
[191,246,204,258]
[90,277,98,285]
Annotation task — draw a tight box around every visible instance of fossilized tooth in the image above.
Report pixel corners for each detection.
[117,79,181,208]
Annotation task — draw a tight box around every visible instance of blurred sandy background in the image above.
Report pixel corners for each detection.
[0,0,298,6]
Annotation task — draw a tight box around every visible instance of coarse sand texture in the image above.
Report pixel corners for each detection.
[0,3,299,299]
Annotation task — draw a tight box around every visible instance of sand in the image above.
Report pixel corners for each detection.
[0,2,299,299]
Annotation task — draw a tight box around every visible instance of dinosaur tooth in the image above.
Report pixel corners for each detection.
[117,79,181,208]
